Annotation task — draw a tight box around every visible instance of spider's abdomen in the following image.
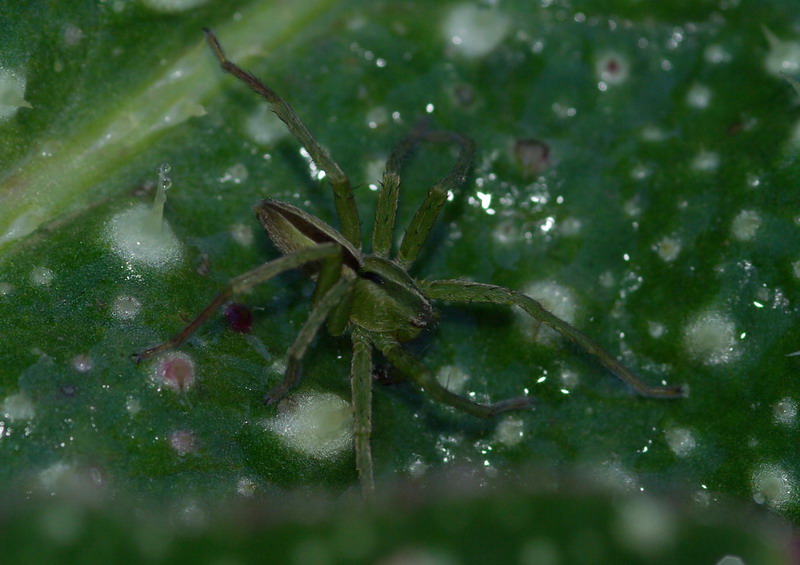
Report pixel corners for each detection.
[349,256,434,343]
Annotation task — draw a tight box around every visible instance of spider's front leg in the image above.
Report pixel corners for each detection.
[134,243,345,363]
[204,29,361,248]
[371,334,535,418]
[420,279,686,399]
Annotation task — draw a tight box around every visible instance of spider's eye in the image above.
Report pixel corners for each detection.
[360,270,385,285]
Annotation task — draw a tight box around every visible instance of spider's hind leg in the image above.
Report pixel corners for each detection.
[372,335,535,419]
[420,279,686,399]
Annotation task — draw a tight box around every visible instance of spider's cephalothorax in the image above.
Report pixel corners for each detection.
[255,198,434,344]
[136,30,685,497]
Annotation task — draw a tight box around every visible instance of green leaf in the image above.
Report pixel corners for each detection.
[0,0,798,553]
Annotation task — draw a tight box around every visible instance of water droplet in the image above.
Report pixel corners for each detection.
[443,4,510,58]
[0,282,14,296]
[264,391,352,460]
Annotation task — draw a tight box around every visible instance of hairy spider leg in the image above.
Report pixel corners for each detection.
[204,29,361,249]
[371,130,420,258]
[350,327,375,496]
[396,132,476,268]
[420,280,686,398]
[371,334,535,418]
[133,243,343,362]
[263,273,354,404]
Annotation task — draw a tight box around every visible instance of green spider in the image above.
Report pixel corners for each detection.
[136,30,684,494]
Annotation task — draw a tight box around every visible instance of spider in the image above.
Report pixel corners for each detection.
[136,30,684,495]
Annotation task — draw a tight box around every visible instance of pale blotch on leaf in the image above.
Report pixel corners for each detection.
[236,477,257,497]
[442,4,510,58]
[112,295,142,320]
[2,392,35,421]
[731,209,762,241]
[495,416,525,447]
[716,556,745,565]
[265,391,353,460]
[704,44,732,64]
[763,26,800,77]
[613,497,676,556]
[664,426,696,457]
[153,352,196,394]
[219,163,249,184]
[686,83,712,109]
[140,0,209,13]
[366,106,389,129]
[169,430,198,456]
[654,236,682,262]
[229,223,254,247]
[682,310,740,365]
[0,67,32,121]
[243,104,289,146]
[751,463,794,510]
[105,164,183,269]
[435,365,470,394]
[30,266,54,287]
[71,354,93,373]
[516,280,577,344]
[595,51,630,88]
[772,397,797,426]
[691,150,720,172]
